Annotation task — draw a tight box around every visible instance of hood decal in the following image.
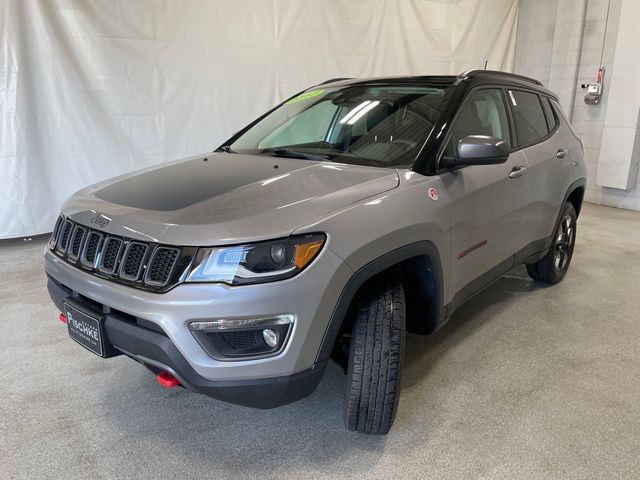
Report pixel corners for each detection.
[95,155,301,211]
[68,153,399,246]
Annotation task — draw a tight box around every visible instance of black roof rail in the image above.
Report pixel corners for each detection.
[458,69,543,86]
[317,77,353,85]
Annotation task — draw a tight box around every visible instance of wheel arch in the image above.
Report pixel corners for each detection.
[566,183,585,217]
[553,178,586,235]
[315,241,445,364]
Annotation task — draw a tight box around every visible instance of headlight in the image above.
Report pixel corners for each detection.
[185,233,326,285]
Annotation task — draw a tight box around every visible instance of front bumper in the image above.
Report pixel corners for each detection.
[44,246,353,406]
[49,277,326,408]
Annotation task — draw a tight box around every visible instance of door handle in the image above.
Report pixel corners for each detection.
[508,166,527,179]
[556,148,568,158]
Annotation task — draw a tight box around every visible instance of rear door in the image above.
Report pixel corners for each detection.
[439,88,529,300]
[507,90,575,247]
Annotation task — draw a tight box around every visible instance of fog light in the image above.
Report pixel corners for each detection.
[262,328,278,348]
[189,315,294,359]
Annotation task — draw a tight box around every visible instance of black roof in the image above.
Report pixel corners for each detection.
[318,70,555,97]
[458,69,543,86]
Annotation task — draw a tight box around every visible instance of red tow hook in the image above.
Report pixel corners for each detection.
[156,371,180,388]
[59,312,67,324]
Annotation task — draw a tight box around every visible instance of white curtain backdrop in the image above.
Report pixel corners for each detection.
[0,0,518,239]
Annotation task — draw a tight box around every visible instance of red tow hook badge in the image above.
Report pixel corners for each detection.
[59,313,67,324]
[156,371,180,388]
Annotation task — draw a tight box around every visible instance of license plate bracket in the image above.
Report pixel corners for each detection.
[64,301,107,357]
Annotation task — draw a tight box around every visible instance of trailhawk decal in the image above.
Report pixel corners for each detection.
[457,240,488,260]
[428,187,439,201]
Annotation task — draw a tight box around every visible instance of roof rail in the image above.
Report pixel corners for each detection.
[458,69,543,86]
[317,77,353,85]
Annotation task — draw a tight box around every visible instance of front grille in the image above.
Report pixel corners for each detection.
[50,216,191,292]
[56,220,74,254]
[119,242,148,281]
[82,232,103,266]
[68,226,86,260]
[99,237,123,274]
[145,247,180,286]
[49,215,64,249]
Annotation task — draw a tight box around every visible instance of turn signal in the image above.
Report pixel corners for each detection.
[294,239,324,268]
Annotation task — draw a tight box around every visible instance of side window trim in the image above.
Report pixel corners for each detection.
[540,95,559,132]
[549,98,578,138]
[500,87,517,152]
[506,88,560,151]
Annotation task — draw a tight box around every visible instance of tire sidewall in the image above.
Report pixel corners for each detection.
[548,202,577,282]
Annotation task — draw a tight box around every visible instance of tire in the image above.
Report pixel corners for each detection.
[527,202,577,284]
[344,274,405,434]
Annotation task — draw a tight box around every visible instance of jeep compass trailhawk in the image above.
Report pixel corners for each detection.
[45,70,586,434]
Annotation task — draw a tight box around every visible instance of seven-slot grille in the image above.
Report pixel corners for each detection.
[49,215,186,291]
[145,247,180,285]
[82,231,103,266]
[55,220,74,254]
[68,226,86,260]
[99,237,123,274]
[119,242,148,281]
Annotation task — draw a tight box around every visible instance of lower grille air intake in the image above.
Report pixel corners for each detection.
[220,331,259,350]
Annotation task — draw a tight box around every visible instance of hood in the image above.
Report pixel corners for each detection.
[62,153,399,246]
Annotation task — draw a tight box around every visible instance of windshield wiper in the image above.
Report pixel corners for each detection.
[261,148,331,162]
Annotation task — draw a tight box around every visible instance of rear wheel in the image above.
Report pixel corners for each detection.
[344,274,405,434]
[527,202,577,284]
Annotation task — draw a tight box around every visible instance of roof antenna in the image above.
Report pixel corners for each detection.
[483,60,488,70]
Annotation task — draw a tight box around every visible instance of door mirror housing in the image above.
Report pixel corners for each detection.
[455,135,510,166]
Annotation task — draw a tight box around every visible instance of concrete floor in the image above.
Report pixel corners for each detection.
[1,203,639,479]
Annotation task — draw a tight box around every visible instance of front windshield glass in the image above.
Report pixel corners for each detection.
[228,85,451,167]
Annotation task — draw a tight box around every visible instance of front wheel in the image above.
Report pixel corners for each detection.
[344,274,405,434]
[527,202,577,284]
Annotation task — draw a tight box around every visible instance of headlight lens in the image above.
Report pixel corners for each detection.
[186,233,326,285]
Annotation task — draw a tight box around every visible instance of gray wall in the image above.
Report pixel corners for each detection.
[514,0,640,210]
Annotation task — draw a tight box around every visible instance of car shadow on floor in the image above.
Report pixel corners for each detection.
[99,265,546,476]
[403,264,546,386]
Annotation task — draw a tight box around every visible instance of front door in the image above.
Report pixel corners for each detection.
[439,88,529,301]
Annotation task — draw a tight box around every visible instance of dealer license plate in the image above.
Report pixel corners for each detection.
[64,302,105,357]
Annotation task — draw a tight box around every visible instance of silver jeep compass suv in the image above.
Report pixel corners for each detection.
[45,70,586,434]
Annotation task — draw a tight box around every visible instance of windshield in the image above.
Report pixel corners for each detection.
[228,85,451,167]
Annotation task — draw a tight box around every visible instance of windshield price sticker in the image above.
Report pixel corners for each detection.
[285,89,325,105]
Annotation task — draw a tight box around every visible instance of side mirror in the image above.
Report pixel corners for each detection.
[455,135,510,166]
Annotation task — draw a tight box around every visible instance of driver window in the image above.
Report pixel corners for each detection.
[443,89,510,158]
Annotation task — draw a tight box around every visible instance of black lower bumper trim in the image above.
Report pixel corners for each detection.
[47,276,326,409]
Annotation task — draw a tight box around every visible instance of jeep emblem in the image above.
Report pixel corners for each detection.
[90,214,111,229]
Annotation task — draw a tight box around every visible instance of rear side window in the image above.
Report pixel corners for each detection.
[509,90,548,146]
[541,97,558,131]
